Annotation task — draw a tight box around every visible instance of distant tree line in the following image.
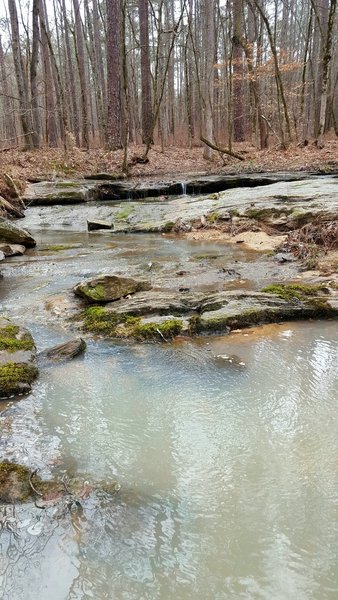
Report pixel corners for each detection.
[0,0,337,155]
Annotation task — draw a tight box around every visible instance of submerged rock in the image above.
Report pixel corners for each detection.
[213,354,246,368]
[0,318,38,399]
[0,461,34,503]
[39,338,86,362]
[73,274,151,303]
[0,217,36,247]
[0,460,120,504]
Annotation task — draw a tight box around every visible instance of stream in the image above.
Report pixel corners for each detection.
[0,198,338,599]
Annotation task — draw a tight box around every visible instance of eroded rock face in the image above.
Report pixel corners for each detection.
[73,275,151,303]
[39,338,86,362]
[0,318,38,399]
[0,217,36,247]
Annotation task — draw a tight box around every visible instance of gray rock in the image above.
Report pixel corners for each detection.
[23,181,98,205]
[0,217,36,247]
[76,286,338,340]
[0,251,4,262]
[39,338,86,362]
[0,318,38,399]
[106,290,204,316]
[0,243,26,257]
[87,219,114,231]
[73,274,152,303]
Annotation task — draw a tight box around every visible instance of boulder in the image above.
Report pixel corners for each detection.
[87,219,114,231]
[0,251,4,262]
[0,243,26,257]
[73,274,152,303]
[39,338,86,362]
[0,217,36,247]
[0,318,38,398]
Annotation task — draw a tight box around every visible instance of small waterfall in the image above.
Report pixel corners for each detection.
[179,182,187,196]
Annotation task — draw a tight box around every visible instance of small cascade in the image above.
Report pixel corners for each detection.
[179,182,187,195]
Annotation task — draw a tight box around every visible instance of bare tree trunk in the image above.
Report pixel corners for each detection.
[72,0,89,148]
[30,0,40,148]
[7,0,34,148]
[138,0,153,145]
[106,0,122,149]
[202,0,214,159]
[61,0,80,146]
[232,0,245,142]
[0,35,17,145]
[251,0,292,147]
[39,0,58,146]
[316,0,337,147]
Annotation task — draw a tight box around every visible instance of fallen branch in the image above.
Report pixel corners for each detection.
[29,469,43,497]
[200,136,245,161]
[0,196,25,218]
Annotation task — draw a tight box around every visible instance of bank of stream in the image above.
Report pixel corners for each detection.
[0,176,338,599]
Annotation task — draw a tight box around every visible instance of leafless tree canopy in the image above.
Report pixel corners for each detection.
[0,0,337,152]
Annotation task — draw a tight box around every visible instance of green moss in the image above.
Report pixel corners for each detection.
[82,283,107,302]
[245,207,281,220]
[290,210,313,227]
[42,244,78,252]
[162,221,175,233]
[115,204,135,221]
[133,319,183,340]
[0,325,34,353]
[207,211,220,224]
[0,362,38,395]
[262,283,326,301]
[193,253,219,261]
[201,316,230,332]
[188,314,202,333]
[83,306,119,335]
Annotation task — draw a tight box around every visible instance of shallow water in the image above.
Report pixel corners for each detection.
[1,206,338,599]
[1,321,338,599]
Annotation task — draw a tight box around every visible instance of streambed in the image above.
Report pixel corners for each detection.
[0,187,338,599]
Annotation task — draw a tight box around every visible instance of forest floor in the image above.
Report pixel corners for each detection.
[0,137,337,200]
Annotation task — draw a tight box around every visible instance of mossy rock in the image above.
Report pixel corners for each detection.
[0,318,38,398]
[115,204,135,221]
[0,324,34,353]
[162,221,175,233]
[0,362,39,397]
[82,306,121,335]
[262,283,328,302]
[73,275,151,303]
[133,319,183,340]
[81,306,182,342]
[0,217,36,247]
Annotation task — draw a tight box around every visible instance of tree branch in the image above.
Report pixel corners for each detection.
[200,136,245,161]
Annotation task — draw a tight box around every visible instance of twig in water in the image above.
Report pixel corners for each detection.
[29,469,43,497]
[156,328,168,342]
[61,474,72,495]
